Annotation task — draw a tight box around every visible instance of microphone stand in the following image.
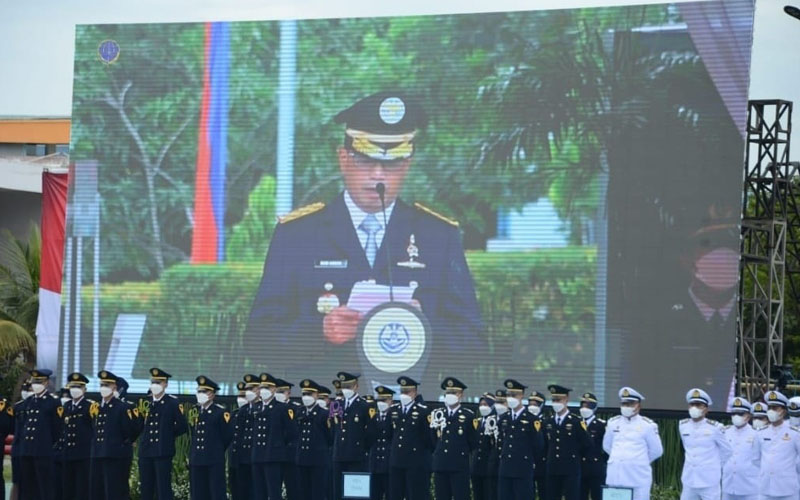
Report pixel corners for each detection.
[376,183,394,302]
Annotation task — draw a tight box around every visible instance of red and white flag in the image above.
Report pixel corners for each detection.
[35,171,69,371]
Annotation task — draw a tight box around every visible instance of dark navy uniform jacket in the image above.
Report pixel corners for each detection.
[533,414,548,477]
[497,408,544,478]
[367,409,393,474]
[238,403,257,465]
[11,398,28,458]
[432,405,478,472]
[543,412,592,476]
[62,397,94,460]
[295,403,332,467]
[190,403,234,466]
[251,398,298,463]
[20,393,63,457]
[471,413,498,477]
[580,416,607,477]
[138,395,189,458]
[92,398,137,458]
[388,400,432,469]
[331,395,371,463]
[244,194,484,385]
[229,406,247,467]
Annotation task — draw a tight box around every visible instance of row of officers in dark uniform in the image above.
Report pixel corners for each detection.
[0,368,608,500]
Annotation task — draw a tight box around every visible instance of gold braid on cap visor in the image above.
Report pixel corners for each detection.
[347,129,415,161]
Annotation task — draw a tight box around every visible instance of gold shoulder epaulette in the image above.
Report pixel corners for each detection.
[414,202,459,227]
[279,202,325,224]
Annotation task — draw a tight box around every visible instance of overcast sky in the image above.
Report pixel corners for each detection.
[0,0,798,145]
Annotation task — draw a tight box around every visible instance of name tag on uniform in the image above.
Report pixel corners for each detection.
[315,259,348,269]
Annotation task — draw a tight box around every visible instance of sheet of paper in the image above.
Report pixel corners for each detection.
[347,280,415,314]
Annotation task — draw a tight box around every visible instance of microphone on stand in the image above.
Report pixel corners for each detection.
[375,183,394,302]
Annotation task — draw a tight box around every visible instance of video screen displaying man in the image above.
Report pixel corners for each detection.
[245,91,484,389]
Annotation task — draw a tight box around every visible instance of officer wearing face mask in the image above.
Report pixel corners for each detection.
[526,390,548,500]
[471,393,498,500]
[367,385,395,500]
[603,387,663,500]
[579,392,607,500]
[750,402,768,431]
[679,388,732,500]
[431,377,477,500]
[229,381,249,500]
[138,367,189,500]
[330,371,371,500]
[61,373,93,500]
[91,370,138,500]
[190,376,233,500]
[543,385,591,500]
[753,390,800,500]
[295,379,332,500]
[19,368,63,500]
[497,379,544,500]
[238,374,260,500]
[251,373,298,500]
[115,375,141,500]
[388,376,432,500]
[722,397,758,500]
[11,379,33,500]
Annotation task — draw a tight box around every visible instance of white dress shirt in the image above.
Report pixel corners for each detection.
[754,420,800,497]
[679,417,732,488]
[722,423,759,496]
[344,190,395,252]
[603,414,664,490]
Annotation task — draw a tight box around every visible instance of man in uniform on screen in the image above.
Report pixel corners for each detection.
[245,91,483,387]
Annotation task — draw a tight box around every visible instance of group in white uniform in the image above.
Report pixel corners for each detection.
[603,386,800,500]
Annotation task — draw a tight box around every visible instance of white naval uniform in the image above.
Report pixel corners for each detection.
[753,421,800,500]
[603,414,664,500]
[722,423,759,500]
[679,417,732,500]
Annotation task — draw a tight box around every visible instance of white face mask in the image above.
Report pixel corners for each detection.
[551,402,566,413]
[342,388,355,400]
[507,397,521,410]
[620,406,636,418]
[60,397,70,405]
[99,386,113,398]
[237,397,248,408]
[399,393,413,406]
[31,383,45,394]
[21,390,32,400]
[302,395,316,407]
[317,400,328,409]
[113,390,120,399]
[579,407,594,419]
[444,394,459,407]
[731,414,748,427]
[494,403,508,415]
[150,383,165,396]
[245,391,257,402]
[479,405,492,417]
[789,416,800,427]
[767,409,782,423]
[260,388,273,400]
[377,401,389,413]
[69,387,84,399]
[527,404,541,416]
[196,392,210,405]
[752,418,768,430]
[275,393,288,403]
[688,406,704,419]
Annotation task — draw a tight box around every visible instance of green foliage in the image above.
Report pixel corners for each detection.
[226,174,277,262]
[0,223,39,367]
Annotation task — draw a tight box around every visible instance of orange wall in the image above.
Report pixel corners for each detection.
[0,119,71,144]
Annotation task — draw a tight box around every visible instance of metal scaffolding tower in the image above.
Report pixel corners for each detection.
[738,100,794,399]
